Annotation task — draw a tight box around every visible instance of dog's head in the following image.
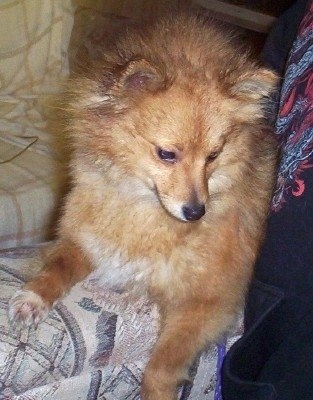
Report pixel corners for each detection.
[68,16,278,222]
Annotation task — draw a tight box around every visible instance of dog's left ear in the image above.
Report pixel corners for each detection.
[116,58,168,93]
[230,68,278,100]
[229,68,279,122]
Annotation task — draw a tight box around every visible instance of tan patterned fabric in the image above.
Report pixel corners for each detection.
[0,0,74,249]
[0,246,242,399]
[0,0,74,95]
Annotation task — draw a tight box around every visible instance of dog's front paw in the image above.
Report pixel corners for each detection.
[141,368,177,400]
[8,290,50,328]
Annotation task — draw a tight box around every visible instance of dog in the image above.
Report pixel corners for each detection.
[9,13,278,400]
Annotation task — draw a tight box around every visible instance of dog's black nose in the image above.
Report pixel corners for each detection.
[182,204,205,221]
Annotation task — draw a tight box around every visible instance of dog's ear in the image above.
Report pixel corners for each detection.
[230,68,278,100]
[229,68,279,122]
[116,59,167,93]
[78,59,169,111]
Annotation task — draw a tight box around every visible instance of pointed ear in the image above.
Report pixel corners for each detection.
[230,68,278,100]
[116,58,167,92]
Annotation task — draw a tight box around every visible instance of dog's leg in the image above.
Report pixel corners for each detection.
[141,299,234,400]
[9,240,92,327]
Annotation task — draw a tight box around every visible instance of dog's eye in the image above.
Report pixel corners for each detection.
[157,148,177,163]
[206,151,219,163]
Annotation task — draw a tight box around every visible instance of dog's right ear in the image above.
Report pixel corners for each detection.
[76,59,168,111]
[115,58,168,93]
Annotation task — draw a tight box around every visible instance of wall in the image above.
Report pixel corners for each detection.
[74,0,185,20]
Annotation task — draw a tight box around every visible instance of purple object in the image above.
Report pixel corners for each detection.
[214,341,227,400]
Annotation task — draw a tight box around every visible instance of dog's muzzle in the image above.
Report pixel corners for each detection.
[182,203,205,221]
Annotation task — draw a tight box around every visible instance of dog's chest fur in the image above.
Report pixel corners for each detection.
[80,230,169,293]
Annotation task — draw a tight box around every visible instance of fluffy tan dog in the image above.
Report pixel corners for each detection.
[9,14,278,400]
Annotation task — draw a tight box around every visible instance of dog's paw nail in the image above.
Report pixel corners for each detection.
[8,290,49,328]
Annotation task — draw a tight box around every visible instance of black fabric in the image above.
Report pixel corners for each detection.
[223,281,313,399]
[221,1,313,398]
[261,0,308,74]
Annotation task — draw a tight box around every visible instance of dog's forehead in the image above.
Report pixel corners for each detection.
[148,84,230,145]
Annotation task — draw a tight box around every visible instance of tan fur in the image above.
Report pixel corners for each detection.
[9,14,278,399]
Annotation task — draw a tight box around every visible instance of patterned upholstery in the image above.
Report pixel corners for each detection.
[0,247,242,399]
[0,0,74,249]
